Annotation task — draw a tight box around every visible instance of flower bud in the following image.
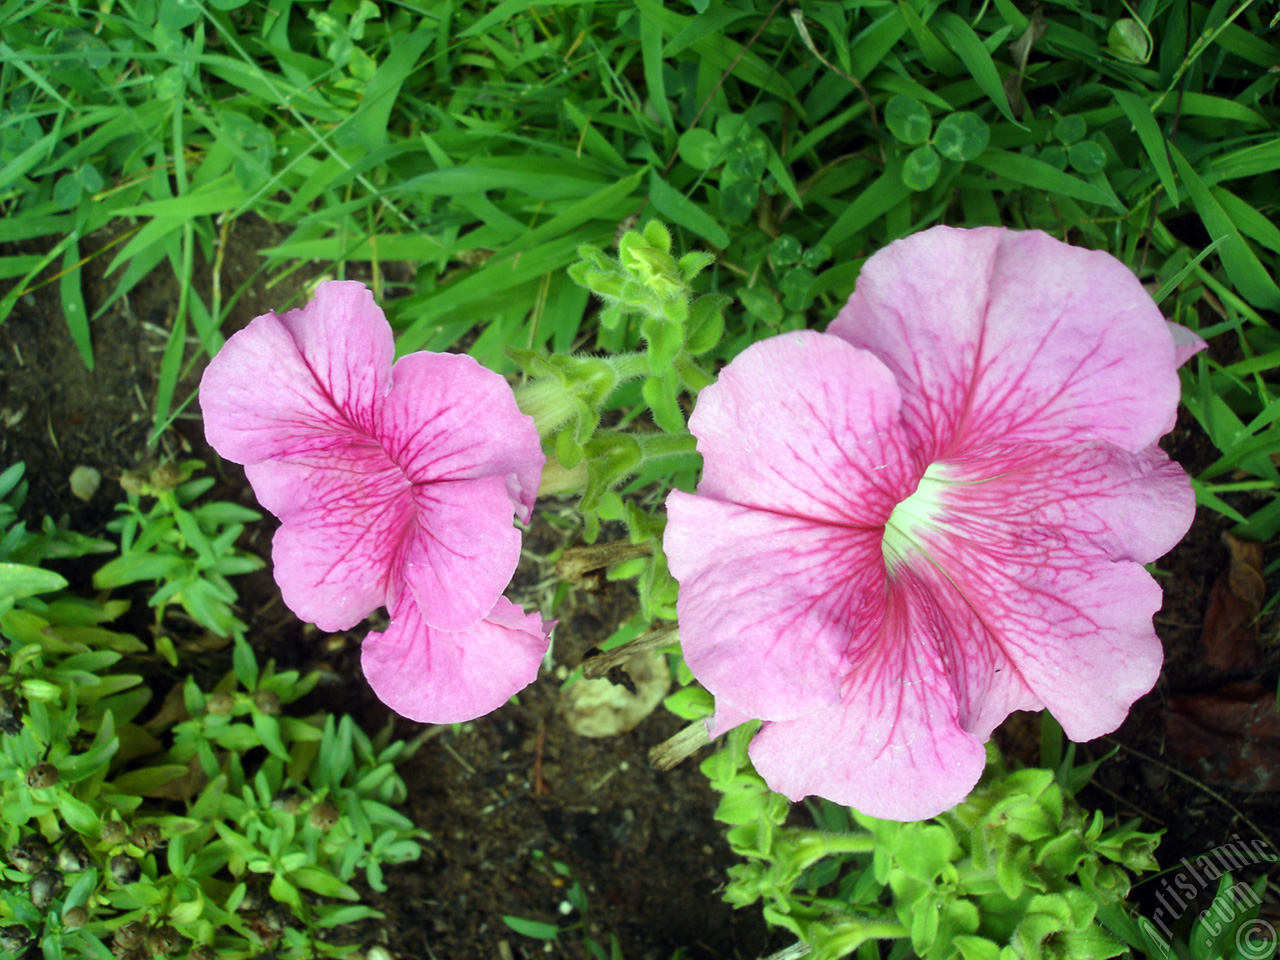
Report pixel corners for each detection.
[148,464,183,490]
[253,690,280,715]
[0,925,32,952]
[8,835,49,874]
[57,837,90,873]
[25,762,59,789]
[130,824,164,852]
[308,800,340,831]
[112,919,147,949]
[118,470,148,497]
[109,854,140,884]
[30,867,64,909]
[62,906,88,929]
[146,924,182,956]
[100,820,128,845]
[272,787,303,814]
[205,692,235,715]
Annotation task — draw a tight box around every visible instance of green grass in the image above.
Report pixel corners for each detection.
[1,0,1278,536]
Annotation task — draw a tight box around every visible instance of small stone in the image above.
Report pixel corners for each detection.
[69,465,101,502]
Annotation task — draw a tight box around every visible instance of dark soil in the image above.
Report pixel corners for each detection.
[2,223,1276,959]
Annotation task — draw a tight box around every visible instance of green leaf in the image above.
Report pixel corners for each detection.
[648,171,730,248]
[885,95,932,145]
[638,5,672,130]
[233,634,259,691]
[113,764,191,796]
[678,129,722,171]
[351,29,434,152]
[93,553,184,589]
[0,562,67,600]
[972,150,1124,211]
[1053,115,1087,145]
[1067,141,1107,174]
[932,11,1020,125]
[902,145,942,190]
[59,239,92,370]
[159,0,202,29]
[1107,19,1150,63]
[1168,145,1280,311]
[1112,90,1177,203]
[503,916,561,940]
[933,112,989,162]
[821,161,912,248]
[292,865,361,900]
[641,370,685,434]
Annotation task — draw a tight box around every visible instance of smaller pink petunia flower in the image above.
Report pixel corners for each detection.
[664,226,1204,820]
[200,281,550,723]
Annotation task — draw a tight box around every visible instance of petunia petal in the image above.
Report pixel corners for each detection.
[1168,320,1208,368]
[665,493,887,722]
[829,226,1182,459]
[399,476,526,632]
[748,568,989,821]
[686,330,917,525]
[200,281,392,464]
[907,443,1184,741]
[380,351,545,523]
[361,595,552,724]
[245,447,410,632]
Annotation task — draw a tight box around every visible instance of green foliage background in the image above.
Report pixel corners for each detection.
[2,0,1278,544]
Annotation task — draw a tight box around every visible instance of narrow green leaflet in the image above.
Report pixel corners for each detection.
[972,151,1125,212]
[648,171,731,249]
[932,11,1020,125]
[1112,89,1177,203]
[1168,144,1280,312]
[0,563,68,600]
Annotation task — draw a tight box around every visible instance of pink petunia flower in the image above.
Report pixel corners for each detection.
[664,226,1203,820]
[200,281,550,723]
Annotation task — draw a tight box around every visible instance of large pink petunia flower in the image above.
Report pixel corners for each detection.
[200,281,550,723]
[665,226,1203,820]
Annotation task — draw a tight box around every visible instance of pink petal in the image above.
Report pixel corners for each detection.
[379,351,544,524]
[400,476,525,631]
[748,568,989,821]
[706,700,754,739]
[247,458,524,634]
[907,445,1184,741]
[200,281,393,464]
[665,493,886,722]
[1168,320,1207,368]
[245,449,410,632]
[686,330,917,523]
[361,595,552,723]
[829,227,1183,457]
